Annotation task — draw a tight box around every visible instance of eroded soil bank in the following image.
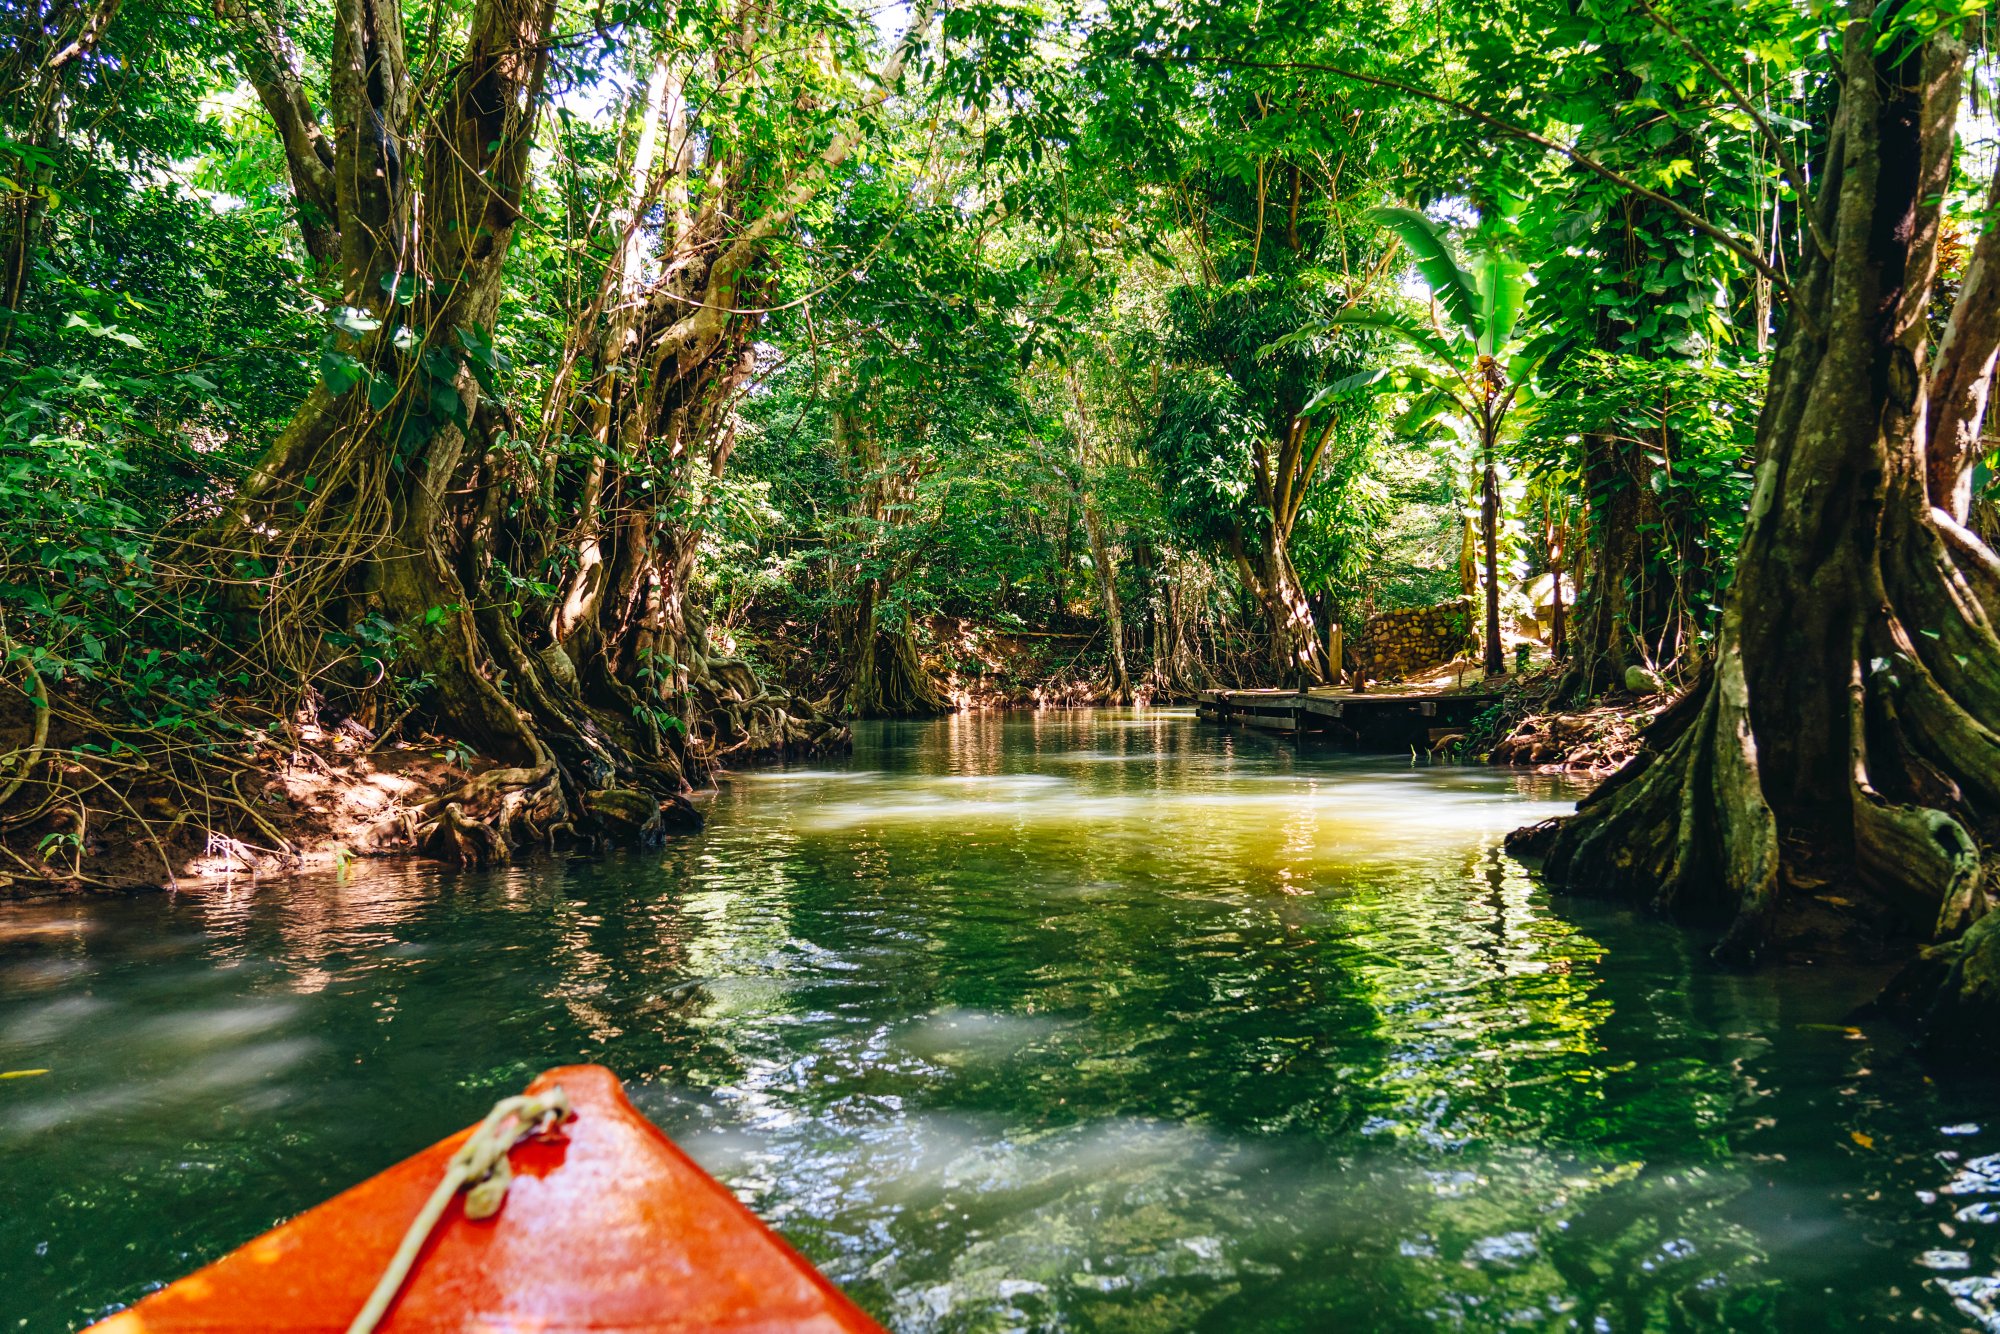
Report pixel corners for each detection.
[0,689,847,895]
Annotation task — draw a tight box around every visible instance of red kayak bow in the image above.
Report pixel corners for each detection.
[87,1065,884,1333]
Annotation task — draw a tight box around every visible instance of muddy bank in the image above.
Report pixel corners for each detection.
[742,613,1208,712]
[1471,667,1676,777]
[1488,696,1665,775]
[0,691,846,896]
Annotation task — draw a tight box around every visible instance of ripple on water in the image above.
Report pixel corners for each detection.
[0,712,1990,1333]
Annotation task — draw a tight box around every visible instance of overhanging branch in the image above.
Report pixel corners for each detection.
[1170,52,1815,333]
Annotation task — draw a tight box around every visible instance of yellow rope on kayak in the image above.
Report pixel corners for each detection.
[347,1085,573,1334]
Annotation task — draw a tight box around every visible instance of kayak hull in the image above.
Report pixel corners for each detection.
[86,1064,884,1333]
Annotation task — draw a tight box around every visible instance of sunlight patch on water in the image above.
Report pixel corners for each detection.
[733,769,890,786]
[2,1036,319,1140]
[676,1081,1776,1334]
[893,1008,1068,1067]
[792,780,1575,860]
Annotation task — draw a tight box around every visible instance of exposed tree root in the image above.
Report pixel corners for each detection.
[0,646,49,820]
[825,622,952,720]
[1521,18,2000,1048]
[1477,662,1674,773]
[0,642,850,890]
[1883,913,2000,1049]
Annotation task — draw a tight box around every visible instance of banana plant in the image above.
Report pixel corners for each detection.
[1309,206,1531,677]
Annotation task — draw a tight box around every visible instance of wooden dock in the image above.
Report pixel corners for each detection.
[1197,685,1501,749]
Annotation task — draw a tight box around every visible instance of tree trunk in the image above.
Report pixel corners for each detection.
[1561,429,1647,694]
[1082,500,1132,703]
[1066,367,1131,703]
[1481,447,1506,676]
[836,581,951,719]
[1134,540,1209,700]
[823,398,949,720]
[1267,545,1322,684]
[1053,499,1073,622]
[1233,531,1323,685]
[1549,551,1566,663]
[218,0,340,273]
[201,0,647,861]
[213,0,816,855]
[1458,511,1479,603]
[1529,12,2000,1046]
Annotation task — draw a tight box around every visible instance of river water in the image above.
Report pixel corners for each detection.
[4,710,1999,1331]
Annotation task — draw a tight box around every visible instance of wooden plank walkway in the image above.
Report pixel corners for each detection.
[1197,684,1501,747]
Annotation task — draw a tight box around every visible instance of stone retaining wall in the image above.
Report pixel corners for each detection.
[1356,599,1472,679]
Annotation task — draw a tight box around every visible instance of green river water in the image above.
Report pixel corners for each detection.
[5,709,2000,1331]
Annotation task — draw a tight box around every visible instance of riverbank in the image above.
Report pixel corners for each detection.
[0,649,1665,895]
[741,612,1210,711]
[0,685,844,896]
[0,717,611,894]
[0,617,1193,895]
[1470,666,1676,777]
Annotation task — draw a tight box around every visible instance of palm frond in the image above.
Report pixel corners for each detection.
[1367,206,1479,337]
[1475,251,1529,357]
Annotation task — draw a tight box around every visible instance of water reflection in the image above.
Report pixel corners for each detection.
[0,710,1992,1331]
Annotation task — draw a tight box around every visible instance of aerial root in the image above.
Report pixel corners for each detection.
[419,802,511,868]
[1504,817,1564,859]
[580,788,669,844]
[402,761,569,867]
[0,647,50,821]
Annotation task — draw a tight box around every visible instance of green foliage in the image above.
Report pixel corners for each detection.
[0,172,317,721]
[1520,352,1763,637]
[0,0,1895,725]
[1151,365,1261,548]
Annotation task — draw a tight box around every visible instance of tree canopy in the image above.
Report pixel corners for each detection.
[11,0,2000,1036]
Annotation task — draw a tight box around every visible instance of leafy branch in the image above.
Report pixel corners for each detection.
[1168,52,1815,333]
